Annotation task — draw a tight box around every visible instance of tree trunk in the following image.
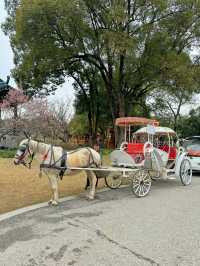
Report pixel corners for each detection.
[87,110,93,144]
[113,93,126,147]
[173,115,178,132]
[13,105,18,119]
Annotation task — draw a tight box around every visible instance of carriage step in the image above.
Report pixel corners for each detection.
[167,176,176,180]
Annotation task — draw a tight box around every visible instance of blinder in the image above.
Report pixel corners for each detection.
[19,144,27,152]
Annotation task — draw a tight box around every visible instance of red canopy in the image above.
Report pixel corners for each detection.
[115,117,159,127]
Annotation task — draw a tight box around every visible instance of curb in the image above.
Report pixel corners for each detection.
[0,187,110,223]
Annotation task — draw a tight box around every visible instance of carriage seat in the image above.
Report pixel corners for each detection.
[159,145,176,160]
[126,143,144,164]
[127,143,144,154]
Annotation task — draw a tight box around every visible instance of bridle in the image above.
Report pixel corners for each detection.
[15,140,35,169]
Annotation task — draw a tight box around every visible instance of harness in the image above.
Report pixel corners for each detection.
[17,141,98,179]
[17,139,35,169]
[86,147,99,168]
[40,145,68,179]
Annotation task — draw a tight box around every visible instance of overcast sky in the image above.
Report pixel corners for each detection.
[0,1,74,102]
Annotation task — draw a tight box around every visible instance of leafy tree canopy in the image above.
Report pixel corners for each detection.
[178,107,200,137]
[3,0,200,137]
[68,113,89,136]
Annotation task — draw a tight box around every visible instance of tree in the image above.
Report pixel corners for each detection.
[177,107,200,137]
[147,57,200,130]
[148,88,197,131]
[22,98,73,142]
[0,88,28,119]
[49,99,73,142]
[3,0,200,142]
[69,113,89,136]
[71,62,112,143]
[0,76,11,120]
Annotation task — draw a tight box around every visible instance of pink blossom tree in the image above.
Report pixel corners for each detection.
[23,98,73,142]
[0,88,28,119]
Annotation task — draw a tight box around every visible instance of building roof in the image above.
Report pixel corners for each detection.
[0,77,12,95]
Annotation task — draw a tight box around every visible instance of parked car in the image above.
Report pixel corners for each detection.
[183,136,200,172]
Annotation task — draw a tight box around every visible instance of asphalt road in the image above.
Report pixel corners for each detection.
[1,175,200,266]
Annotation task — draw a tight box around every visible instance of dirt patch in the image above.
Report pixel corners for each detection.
[0,159,105,214]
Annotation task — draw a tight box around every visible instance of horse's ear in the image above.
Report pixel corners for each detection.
[23,131,31,139]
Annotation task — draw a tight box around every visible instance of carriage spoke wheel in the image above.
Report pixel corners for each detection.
[105,173,122,189]
[132,170,151,197]
[180,158,192,186]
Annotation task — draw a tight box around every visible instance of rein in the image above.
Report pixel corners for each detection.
[22,152,35,169]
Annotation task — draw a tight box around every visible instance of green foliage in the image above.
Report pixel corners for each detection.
[68,114,89,135]
[101,148,113,156]
[73,64,113,138]
[4,1,200,89]
[177,107,200,137]
[148,87,196,130]
[0,148,17,158]
[2,0,200,139]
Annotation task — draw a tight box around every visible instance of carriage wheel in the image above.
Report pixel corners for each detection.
[105,173,122,189]
[180,158,192,186]
[132,170,151,197]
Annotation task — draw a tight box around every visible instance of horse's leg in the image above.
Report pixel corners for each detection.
[85,176,98,190]
[48,175,59,206]
[86,170,97,200]
[96,177,99,187]
[85,177,90,190]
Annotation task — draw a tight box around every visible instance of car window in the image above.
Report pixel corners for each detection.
[185,139,200,151]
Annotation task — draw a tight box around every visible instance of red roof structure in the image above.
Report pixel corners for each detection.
[115,117,159,127]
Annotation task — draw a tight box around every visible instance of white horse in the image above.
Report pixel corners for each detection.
[14,139,101,205]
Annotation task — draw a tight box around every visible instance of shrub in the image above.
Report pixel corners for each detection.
[0,149,17,158]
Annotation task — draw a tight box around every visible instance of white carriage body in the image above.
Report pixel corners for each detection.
[108,117,192,196]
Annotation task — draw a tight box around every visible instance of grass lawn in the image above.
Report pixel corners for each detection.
[0,149,17,158]
[0,151,110,214]
[0,158,87,214]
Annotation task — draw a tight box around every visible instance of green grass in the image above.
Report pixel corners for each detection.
[0,149,17,158]
[0,147,113,159]
[101,148,113,155]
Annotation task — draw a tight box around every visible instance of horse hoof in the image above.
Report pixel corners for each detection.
[52,200,59,206]
[48,200,53,205]
[87,195,94,200]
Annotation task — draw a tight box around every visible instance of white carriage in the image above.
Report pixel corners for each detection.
[106,117,192,197]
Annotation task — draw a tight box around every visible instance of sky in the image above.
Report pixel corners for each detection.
[0,1,75,102]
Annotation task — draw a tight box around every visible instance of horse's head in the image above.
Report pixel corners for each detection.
[14,138,34,168]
